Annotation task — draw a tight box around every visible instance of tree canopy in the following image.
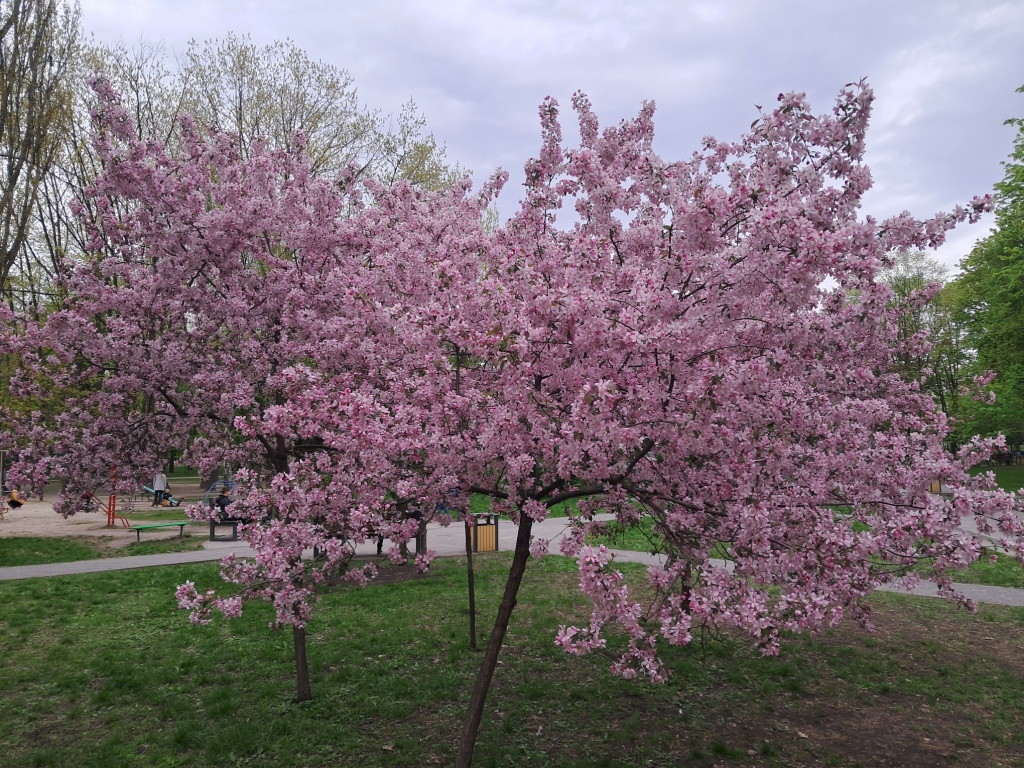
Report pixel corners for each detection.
[2,79,1023,766]
[949,87,1024,447]
[1,25,458,310]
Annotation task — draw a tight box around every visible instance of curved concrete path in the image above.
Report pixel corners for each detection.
[2,515,1024,608]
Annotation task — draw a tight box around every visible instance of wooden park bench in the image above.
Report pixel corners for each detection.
[127,521,192,543]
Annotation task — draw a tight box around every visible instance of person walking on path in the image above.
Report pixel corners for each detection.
[152,470,167,506]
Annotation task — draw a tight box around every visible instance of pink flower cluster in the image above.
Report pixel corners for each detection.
[3,78,1022,678]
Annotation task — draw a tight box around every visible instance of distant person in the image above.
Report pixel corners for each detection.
[7,487,26,509]
[153,470,167,506]
[214,485,233,518]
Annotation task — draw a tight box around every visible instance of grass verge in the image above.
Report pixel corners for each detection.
[1,553,1022,767]
[0,534,208,566]
[970,463,1024,493]
[0,536,101,566]
[939,550,1024,589]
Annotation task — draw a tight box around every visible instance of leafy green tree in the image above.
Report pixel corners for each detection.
[15,33,459,312]
[878,250,971,421]
[952,86,1024,448]
[929,281,972,421]
[178,33,456,186]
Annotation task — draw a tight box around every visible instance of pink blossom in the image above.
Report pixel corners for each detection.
[530,537,550,559]
[2,78,1021,689]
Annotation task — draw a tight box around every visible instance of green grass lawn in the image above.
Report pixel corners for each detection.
[1,554,1022,767]
[587,516,663,553]
[971,463,1024,493]
[119,534,208,557]
[0,534,207,566]
[467,493,578,518]
[936,550,1024,589]
[121,507,202,522]
[0,536,101,566]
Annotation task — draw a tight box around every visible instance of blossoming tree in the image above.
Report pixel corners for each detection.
[4,75,1023,764]
[414,84,1024,765]
[1,77,480,701]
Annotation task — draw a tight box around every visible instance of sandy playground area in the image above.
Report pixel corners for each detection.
[0,482,208,548]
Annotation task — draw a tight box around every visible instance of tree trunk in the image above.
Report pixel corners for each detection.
[454,515,533,768]
[293,624,312,703]
[464,514,477,650]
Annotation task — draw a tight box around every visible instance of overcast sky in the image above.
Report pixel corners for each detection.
[79,0,1024,270]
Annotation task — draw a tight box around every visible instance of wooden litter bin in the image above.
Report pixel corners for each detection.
[472,513,498,552]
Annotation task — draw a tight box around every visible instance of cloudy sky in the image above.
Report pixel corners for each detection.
[79,0,1024,270]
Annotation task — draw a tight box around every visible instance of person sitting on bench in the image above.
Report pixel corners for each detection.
[214,486,234,519]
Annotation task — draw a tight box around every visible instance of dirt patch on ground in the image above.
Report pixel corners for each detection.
[0,482,207,547]
[745,601,1024,767]
[1,498,126,540]
[334,557,436,587]
[484,591,1024,767]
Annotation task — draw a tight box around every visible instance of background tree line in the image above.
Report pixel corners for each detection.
[881,87,1024,451]
[0,0,457,316]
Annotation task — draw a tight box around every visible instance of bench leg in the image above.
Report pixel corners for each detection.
[209,521,239,542]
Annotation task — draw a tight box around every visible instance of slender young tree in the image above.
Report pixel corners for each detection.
[3,78,454,700]
[878,250,972,422]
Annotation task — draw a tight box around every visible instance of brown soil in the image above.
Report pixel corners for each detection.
[675,601,1024,767]
[0,482,207,547]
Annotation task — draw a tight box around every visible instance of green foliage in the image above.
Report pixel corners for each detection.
[877,251,971,422]
[0,558,1023,765]
[0,536,99,566]
[950,86,1024,446]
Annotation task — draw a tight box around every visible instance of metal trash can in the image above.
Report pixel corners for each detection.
[471,513,498,552]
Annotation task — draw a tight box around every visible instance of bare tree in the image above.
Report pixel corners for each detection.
[178,33,456,185]
[0,0,78,302]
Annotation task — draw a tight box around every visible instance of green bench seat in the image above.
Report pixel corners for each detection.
[128,521,192,543]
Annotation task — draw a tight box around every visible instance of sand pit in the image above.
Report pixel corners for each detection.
[0,483,207,547]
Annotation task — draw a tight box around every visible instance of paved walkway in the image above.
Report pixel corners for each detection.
[2,515,1024,607]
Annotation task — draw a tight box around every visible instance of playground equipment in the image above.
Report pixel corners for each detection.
[106,465,118,526]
